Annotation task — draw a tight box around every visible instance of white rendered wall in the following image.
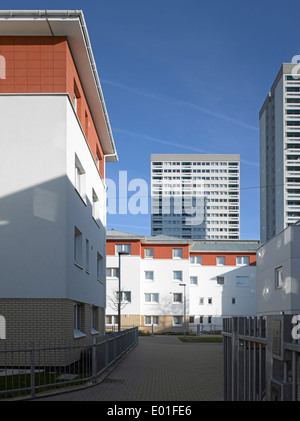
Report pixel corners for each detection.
[256,225,300,315]
[0,95,107,308]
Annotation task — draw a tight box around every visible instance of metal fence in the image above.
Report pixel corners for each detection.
[222,315,300,401]
[0,327,138,400]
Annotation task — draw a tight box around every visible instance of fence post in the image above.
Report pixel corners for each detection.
[30,341,35,399]
[92,338,97,383]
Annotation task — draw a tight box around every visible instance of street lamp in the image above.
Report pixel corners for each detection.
[179,283,186,339]
[118,251,129,332]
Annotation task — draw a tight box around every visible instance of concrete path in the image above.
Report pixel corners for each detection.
[34,336,224,401]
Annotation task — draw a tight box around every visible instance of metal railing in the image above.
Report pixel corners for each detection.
[0,327,138,399]
[222,315,300,401]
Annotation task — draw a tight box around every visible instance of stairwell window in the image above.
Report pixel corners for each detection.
[115,244,131,255]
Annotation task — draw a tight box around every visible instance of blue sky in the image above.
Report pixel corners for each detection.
[3,0,300,239]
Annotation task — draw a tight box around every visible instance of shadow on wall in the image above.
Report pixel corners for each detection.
[0,175,106,341]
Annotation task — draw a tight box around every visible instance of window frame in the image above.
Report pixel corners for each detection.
[144,248,154,259]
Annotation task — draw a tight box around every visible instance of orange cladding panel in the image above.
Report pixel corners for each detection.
[0,36,105,179]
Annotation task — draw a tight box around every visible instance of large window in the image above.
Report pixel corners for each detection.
[115,244,131,255]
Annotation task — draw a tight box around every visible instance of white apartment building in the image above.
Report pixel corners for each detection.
[106,230,258,333]
[256,223,300,316]
[260,64,300,244]
[151,154,240,240]
[0,10,117,345]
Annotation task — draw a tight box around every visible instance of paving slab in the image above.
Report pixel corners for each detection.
[34,335,224,401]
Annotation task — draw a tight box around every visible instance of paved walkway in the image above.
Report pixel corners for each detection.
[34,336,224,401]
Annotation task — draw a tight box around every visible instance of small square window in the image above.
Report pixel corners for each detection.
[173,293,182,303]
[173,271,182,281]
[190,276,198,285]
[217,276,225,285]
[145,248,154,258]
[217,256,225,266]
[145,271,154,281]
[208,297,212,305]
[173,248,183,259]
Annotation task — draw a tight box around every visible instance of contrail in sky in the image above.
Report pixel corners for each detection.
[102,79,259,132]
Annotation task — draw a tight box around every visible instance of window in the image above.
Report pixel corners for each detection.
[208,297,212,305]
[199,316,204,324]
[236,256,249,266]
[173,248,182,259]
[145,293,159,303]
[217,276,225,285]
[275,267,283,289]
[74,227,83,267]
[217,256,225,266]
[74,303,81,331]
[208,316,212,324]
[190,255,202,265]
[74,303,85,337]
[91,306,99,333]
[190,276,198,285]
[173,316,182,326]
[106,315,118,325]
[236,276,249,287]
[145,316,159,326]
[145,271,154,281]
[86,239,90,273]
[106,268,119,278]
[173,293,182,303]
[75,155,85,198]
[232,297,236,305]
[144,248,154,258]
[173,271,182,281]
[116,244,131,255]
[73,80,80,113]
[116,291,131,303]
[199,297,204,305]
[97,253,103,280]
[92,189,100,223]
[189,316,195,324]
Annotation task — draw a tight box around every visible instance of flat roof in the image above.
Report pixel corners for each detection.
[151,154,240,162]
[0,10,118,161]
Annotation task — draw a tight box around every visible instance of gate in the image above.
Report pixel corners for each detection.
[222,315,300,401]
